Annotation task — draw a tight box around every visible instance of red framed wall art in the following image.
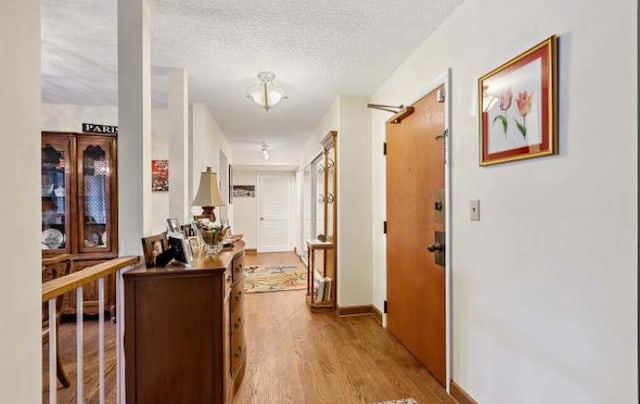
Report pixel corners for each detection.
[478,35,558,166]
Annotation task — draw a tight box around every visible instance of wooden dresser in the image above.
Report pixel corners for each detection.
[124,241,246,403]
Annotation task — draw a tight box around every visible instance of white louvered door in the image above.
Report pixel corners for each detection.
[258,172,294,252]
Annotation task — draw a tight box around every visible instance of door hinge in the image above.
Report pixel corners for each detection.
[383,221,387,234]
[383,300,388,314]
[383,142,387,156]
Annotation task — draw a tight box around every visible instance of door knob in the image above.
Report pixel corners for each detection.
[426,243,445,253]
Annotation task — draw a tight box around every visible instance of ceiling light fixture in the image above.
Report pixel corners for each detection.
[261,142,270,161]
[247,71,288,111]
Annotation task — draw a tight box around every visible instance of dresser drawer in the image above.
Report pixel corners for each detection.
[232,253,245,283]
[230,299,244,333]
[224,267,233,298]
[230,324,245,376]
[230,279,244,310]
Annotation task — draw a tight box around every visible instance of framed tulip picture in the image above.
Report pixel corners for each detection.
[478,35,558,166]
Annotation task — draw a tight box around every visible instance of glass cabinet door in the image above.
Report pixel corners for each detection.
[41,136,72,253]
[77,137,114,253]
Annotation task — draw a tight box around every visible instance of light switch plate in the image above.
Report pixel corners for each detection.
[470,200,480,221]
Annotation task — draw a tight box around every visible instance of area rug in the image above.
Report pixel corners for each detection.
[243,264,306,293]
[374,399,417,404]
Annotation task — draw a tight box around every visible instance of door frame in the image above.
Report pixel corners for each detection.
[384,68,453,392]
[256,171,295,252]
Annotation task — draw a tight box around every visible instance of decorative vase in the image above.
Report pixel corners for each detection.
[202,228,224,255]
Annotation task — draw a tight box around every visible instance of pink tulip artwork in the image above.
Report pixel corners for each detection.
[478,35,558,166]
[514,90,533,138]
[493,87,513,136]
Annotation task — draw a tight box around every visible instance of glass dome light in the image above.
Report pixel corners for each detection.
[247,71,288,111]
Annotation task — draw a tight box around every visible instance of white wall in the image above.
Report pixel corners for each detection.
[300,96,340,168]
[118,0,152,253]
[191,103,233,227]
[150,109,171,233]
[0,0,41,401]
[232,170,258,249]
[42,103,118,131]
[370,0,637,402]
[337,96,372,306]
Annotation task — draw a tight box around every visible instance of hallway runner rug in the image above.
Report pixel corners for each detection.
[243,264,306,293]
[373,399,417,404]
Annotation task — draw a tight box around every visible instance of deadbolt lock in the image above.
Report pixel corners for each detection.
[427,231,446,266]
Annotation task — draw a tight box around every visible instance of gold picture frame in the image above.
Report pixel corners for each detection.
[478,35,559,166]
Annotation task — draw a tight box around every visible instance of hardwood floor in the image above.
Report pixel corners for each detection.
[42,316,117,403]
[43,251,454,404]
[236,251,454,404]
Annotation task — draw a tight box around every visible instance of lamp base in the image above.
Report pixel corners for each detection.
[200,206,216,222]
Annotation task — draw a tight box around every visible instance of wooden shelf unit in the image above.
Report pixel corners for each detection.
[306,240,335,312]
[305,130,337,312]
[41,131,118,316]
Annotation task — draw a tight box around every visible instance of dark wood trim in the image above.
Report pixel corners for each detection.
[41,134,74,257]
[450,380,478,404]
[77,136,117,255]
[110,136,119,257]
[372,304,383,325]
[245,248,257,254]
[337,305,373,316]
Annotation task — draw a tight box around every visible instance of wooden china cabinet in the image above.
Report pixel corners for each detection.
[41,131,118,316]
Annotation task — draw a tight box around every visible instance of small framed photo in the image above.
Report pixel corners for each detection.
[478,35,558,166]
[188,236,201,252]
[190,223,204,244]
[167,231,193,266]
[166,218,181,233]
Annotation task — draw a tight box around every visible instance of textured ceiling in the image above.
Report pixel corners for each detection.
[42,0,463,149]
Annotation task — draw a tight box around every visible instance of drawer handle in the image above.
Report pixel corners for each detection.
[226,275,232,283]
[234,291,243,300]
[234,318,243,329]
[235,264,243,272]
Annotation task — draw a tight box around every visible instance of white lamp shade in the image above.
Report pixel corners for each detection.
[247,73,287,111]
[192,168,225,207]
[266,86,286,106]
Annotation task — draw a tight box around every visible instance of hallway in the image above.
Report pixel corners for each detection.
[236,252,454,403]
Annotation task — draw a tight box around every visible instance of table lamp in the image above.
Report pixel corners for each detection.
[192,167,225,222]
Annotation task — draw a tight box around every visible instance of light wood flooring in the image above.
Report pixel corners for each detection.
[42,315,117,403]
[44,251,454,403]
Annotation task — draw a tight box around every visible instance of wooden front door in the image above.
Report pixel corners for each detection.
[386,85,446,386]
